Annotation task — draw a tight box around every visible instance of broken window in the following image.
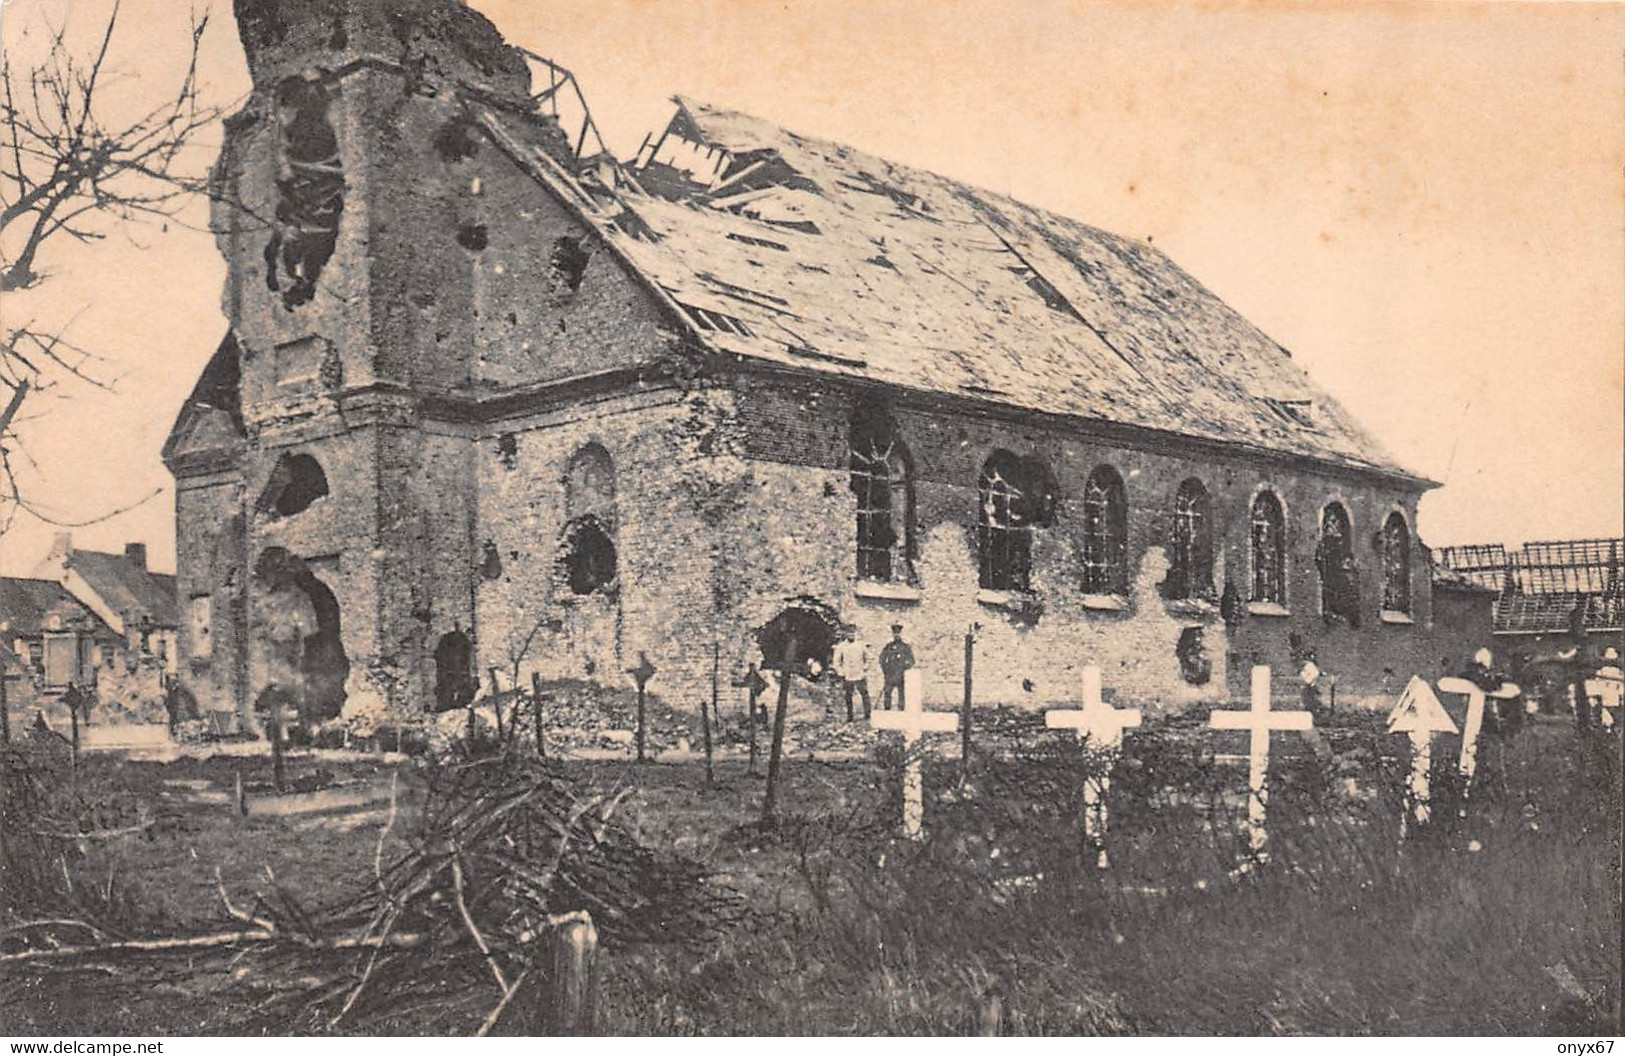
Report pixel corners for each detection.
[1250,490,1287,605]
[561,444,616,595]
[1382,512,1412,614]
[561,515,617,595]
[264,76,345,310]
[256,452,329,518]
[1166,478,1214,601]
[1081,465,1129,595]
[978,451,1056,592]
[1317,502,1360,625]
[849,405,914,582]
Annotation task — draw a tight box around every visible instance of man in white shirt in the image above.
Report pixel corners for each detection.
[831,628,873,722]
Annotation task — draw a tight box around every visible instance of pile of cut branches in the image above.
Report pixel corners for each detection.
[1,746,747,1035]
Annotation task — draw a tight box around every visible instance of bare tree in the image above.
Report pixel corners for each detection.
[0,1,223,522]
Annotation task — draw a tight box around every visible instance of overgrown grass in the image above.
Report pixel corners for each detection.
[1,718,1618,1035]
[597,718,1620,1035]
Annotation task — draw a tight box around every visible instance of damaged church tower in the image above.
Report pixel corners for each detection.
[170,0,1455,735]
[164,0,684,730]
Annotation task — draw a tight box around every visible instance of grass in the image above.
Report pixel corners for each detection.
[1,716,1619,1035]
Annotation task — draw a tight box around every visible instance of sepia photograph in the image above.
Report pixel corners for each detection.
[0,0,1620,1038]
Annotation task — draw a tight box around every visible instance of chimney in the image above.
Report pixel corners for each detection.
[124,543,148,571]
[49,532,73,560]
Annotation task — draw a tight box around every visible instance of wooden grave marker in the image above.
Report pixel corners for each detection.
[1044,665,1142,868]
[1207,665,1313,862]
[1387,675,1457,831]
[871,669,958,839]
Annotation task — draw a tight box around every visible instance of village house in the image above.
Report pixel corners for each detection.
[164,0,1477,733]
[0,537,178,732]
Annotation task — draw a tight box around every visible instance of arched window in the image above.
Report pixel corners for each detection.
[978,451,1055,592]
[562,444,617,595]
[1318,501,1359,625]
[849,406,914,582]
[1081,465,1129,595]
[1382,512,1411,614]
[1250,490,1287,605]
[1166,478,1214,600]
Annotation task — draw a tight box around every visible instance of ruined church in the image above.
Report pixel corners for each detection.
[165,0,1458,732]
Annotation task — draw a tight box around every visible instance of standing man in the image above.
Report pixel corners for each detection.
[832,627,873,722]
[879,623,915,712]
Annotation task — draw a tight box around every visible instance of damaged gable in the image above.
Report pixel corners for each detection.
[163,333,246,473]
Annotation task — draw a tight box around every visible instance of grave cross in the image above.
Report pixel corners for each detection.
[1045,665,1142,868]
[628,653,657,764]
[1387,676,1458,831]
[1436,675,1520,785]
[871,669,958,839]
[1207,665,1313,861]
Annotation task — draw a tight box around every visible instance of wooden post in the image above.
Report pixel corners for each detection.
[531,672,546,758]
[761,636,797,827]
[488,668,505,739]
[271,703,286,795]
[703,643,718,787]
[542,912,598,1035]
[68,687,80,769]
[0,661,10,746]
[961,626,976,785]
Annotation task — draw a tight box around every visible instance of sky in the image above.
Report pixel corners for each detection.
[1,0,1621,576]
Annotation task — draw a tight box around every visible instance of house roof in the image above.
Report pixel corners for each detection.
[1434,537,1623,634]
[64,551,179,628]
[486,98,1428,486]
[0,577,111,637]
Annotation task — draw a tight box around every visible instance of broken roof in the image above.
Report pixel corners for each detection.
[65,551,179,629]
[487,97,1428,485]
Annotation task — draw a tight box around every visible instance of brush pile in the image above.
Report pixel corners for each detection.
[1,745,747,1035]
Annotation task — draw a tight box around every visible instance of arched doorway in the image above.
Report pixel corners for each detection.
[433,630,475,713]
[255,547,350,726]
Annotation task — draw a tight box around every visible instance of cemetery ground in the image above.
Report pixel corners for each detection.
[1,708,1619,1036]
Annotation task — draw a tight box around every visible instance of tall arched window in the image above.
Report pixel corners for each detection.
[1081,465,1129,595]
[1167,478,1214,600]
[979,451,1055,592]
[849,406,914,582]
[1318,501,1359,624]
[562,444,617,595]
[1250,490,1287,605]
[1382,512,1411,614]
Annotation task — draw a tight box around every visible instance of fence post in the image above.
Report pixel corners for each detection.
[542,912,598,1034]
[531,672,546,758]
[704,643,718,787]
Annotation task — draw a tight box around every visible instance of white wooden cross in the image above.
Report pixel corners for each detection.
[1208,665,1313,861]
[1436,676,1521,785]
[1045,665,1141,868]
[870,669,958,839]
[1387,676,1458,832]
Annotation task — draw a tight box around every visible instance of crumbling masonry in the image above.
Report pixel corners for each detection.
[165,0,1474,734]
